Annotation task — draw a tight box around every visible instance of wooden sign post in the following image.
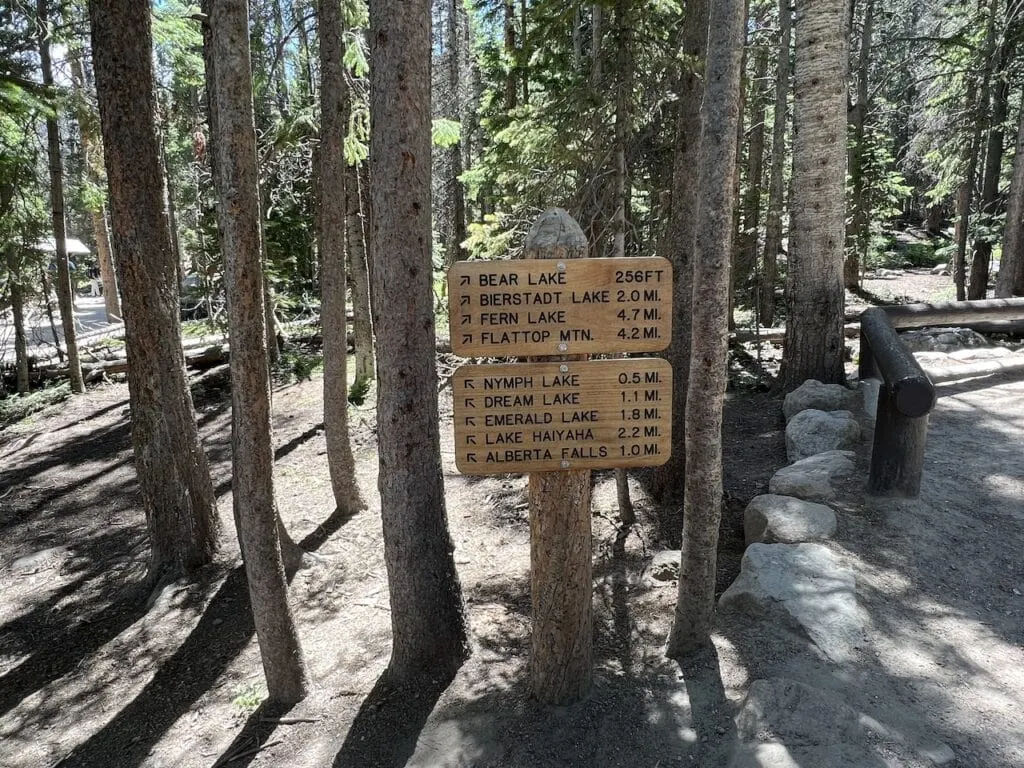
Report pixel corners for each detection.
[447,208,673,704]
[520,208,594,704]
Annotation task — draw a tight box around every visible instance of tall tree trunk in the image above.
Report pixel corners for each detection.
[40,267,62,359]
[519,0,529,104]
[319,0,366,514]
[969,30,1013,300]
[583,4,605,252]
[346,161,375,391]
[207,0,308,705]
[369,0,470,681]
[89,0,221,587]
[69,47,122,322]
[504,0,517,110]
[92,209,120,318]
[845,0,874,291]
[759,0,791,326]
[728,0,750,332]
[256,166,281,366]
[271,0,289,112]
[358,161,374,290]
[781,0,848,390]
[159,136,184,287]
[434,0,468,266]
[38,0,84,394]
[737,14,767,316]
[955,1,995,301]
[651,0,709,513]
[293,0,315,101]
[612,0,634,526]
[997,96,1024,297]
[667,0,745,658]
[5,244,30,393]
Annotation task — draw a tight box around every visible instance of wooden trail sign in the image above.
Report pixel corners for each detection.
[448,256,672,357]
[453,359,672,474]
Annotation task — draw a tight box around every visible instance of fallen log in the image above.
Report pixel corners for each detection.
[45,343,230,381]
[921,354,1024,383]
[731,323,861,343]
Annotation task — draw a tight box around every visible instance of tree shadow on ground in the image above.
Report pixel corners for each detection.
[676,640,736,766]
[326,526,736,768]
[53,566,254,768]
[0,418,131,491]
[333,669,458,768]
[211,700,298,768]
[0,539,148,719]
[849,284,908,306]
[629,389,787,548]
[274,423,325,462]
[42,397,127,434]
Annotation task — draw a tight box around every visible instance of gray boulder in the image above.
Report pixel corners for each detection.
[649,550,680,582]
[783,380,860,422]
[744,494,837,545]
[785,409,861,462]
[768,450,856,502]
[719,543,865,663]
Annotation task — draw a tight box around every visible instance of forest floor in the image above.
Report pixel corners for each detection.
[0,266,1022,767]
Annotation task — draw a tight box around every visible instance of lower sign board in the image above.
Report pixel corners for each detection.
[453,358,672,475]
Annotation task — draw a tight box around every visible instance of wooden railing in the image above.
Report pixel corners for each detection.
[858,297,1024,496]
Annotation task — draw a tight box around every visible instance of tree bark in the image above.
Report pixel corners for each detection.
[651,0,710,512]
[504,0,517,110]
[728,0,750,332]
[69,47,122,322]
[39,267,62,359]
[781,0,849,391]
[955,1,994,302]
[159,135,184,288]
[738,27,767,310]
[612,0,634,526]
[969,29,1013,300]
[996,96,1024,297]
[207,0,308,705]
[666,0,745,659]
[89,0,221,586]
[845,0,874,291]
[346,161,375,391]
[319,0,366,514]
[758,0,791,326]
[434,0,468,267]
[38,0,84,394]
[369,0,470,681]
[4,244,30,393]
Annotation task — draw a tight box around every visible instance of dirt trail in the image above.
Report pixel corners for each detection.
[0,332,1021,766]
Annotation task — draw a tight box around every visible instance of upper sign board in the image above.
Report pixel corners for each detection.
[448,257,672,357]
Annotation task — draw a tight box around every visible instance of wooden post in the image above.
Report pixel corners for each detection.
[522,208,593,704]
[869,391,929,496]
[859,308,936,496]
